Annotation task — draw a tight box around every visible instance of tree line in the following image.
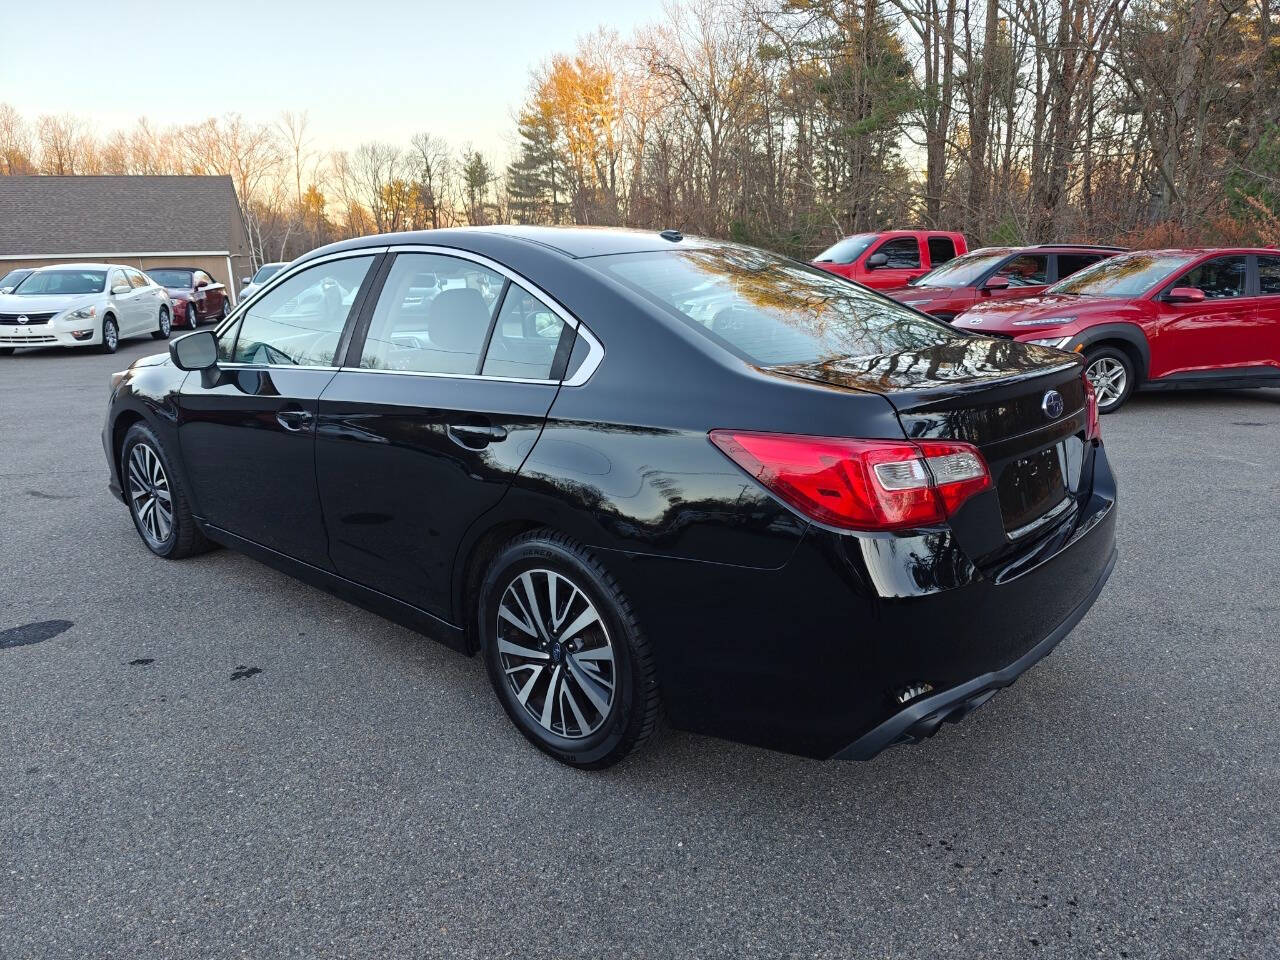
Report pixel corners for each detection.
[3,0,1278,266]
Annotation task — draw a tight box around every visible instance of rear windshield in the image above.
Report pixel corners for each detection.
[1049,253,1196,298]
[813,234,876,265]
[912,249,1014,287]
[146,269,193,287]
[592,246,964,367]
[253,263,284,283]
[12,270,107,295]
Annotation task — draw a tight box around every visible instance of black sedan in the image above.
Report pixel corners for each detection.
[102,227,1118,768]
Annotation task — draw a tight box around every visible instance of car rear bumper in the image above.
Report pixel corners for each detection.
[602,441,1119,760]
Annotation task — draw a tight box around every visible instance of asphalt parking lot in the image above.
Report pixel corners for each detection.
[2,338,1278,959]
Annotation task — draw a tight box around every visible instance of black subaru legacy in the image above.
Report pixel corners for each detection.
[103,227,1117,768]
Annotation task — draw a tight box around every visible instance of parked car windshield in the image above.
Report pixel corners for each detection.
[252,264,284,283]
[1049,252,1195,298]
[593,246,964,367]
[912,249,1015,288]
[0,268,31,290]
[813,234,876,265]
[12,270,107,295]
[146,269,194,287]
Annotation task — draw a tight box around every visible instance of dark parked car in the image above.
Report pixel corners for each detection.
[145,267,230,329]
[953,247,1280,411]
[103,228,1118,768]
[884,244,1125,321]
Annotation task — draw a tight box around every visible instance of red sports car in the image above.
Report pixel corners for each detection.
[145,267,230,329]
[952,248,1280,411]
[881,244,1123,321]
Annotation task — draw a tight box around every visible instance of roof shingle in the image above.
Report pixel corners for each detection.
[0,176,245,256]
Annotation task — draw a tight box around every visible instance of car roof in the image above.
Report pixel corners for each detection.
[30,262,120,271]
[312,225,720,261]
[1118,247,1280,256]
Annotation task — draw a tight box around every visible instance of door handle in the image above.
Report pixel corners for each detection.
[276,407,314,432]
[447,423,508,449]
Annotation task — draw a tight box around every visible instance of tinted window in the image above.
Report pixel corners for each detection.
[359,253,504,374]
[1174,256,1247,299]
[993,254,1048,286]
[1050,253,1195,298]
[482,286,566,379]
[1259,256,1280,295]
[814,234,876,265]
[875,237,921,269]
[927,236,957,265]
[14,269,107,295]
[147,269,193,287]
[1057,254,1103,279]
[227,256,374,366]
[593,246,963,367]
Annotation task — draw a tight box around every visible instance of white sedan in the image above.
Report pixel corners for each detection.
[0,263,172,355]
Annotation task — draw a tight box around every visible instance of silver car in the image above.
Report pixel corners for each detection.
[0,263,172,355]
[239,261,288,302]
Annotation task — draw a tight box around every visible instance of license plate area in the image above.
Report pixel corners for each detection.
[998,442,1071,536]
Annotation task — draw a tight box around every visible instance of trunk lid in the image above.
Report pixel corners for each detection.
[772,337,1090,554]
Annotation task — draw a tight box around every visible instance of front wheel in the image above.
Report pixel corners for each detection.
[479,531,662,769]
[100,316,119,354]
[1084,346,1135,413]
[121,422,210,558]
[152,307,171,340]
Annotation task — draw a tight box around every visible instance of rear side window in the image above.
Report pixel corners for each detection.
[127,268,149,289]
[224,255,374,366]
[592,246,964,367]
[1056,254,1102,280]
[1259,256,1280,295]
[1174,256,1247,299]
[927,236,957,265]
[993,254,1048,287]
[875,237,921,269]
[358,252,505,375]
[482,286,566,379]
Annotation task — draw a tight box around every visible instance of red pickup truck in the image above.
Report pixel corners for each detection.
[811,230,969,290]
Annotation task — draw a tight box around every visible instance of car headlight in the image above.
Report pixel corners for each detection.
[1012,315,1075,326]
[1025,336,1073,349]
[64,305,97,321]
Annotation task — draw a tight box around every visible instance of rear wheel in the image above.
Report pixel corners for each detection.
[480,531,662,769]
[121,422,210,558]
[151,306,171,340]
[1084,346,1134,413]
[100,316,119,354]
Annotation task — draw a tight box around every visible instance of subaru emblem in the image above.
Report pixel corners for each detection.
[17,315,29,324]
[1041,389,1064,420]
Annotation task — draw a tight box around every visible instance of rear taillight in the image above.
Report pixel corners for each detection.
[1083,372,1101,441]
[709,430,990,532]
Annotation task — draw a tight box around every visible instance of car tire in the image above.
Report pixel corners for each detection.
[0,347,14,356]
[479,530,663,769]
[1084,346,1135,413]
[152,306,171,340]
[121,422,211,559]
[100,316,119,354]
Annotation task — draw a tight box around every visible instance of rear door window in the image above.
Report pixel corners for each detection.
[1258,256,1280,295]
[1056,254,1103,281]
[1173,257,1247,299]
[127,268,150,289]
[927,236,957,265]
[481,285,567,380]
[874,237,921,269]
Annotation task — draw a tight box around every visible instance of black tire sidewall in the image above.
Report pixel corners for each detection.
[102,316,119,353]
[1085,346,1134,413]
[480,538,638,768]
[121,424,181,557]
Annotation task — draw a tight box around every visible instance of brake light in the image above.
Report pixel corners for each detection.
[709,430,990,532]
[1083,372,1101,441]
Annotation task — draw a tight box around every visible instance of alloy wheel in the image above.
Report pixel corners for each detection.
[104,319,118,350]
[159,309,171,336]
[1086,356,1127,409]
[496,568,616,739]
[127,442,173,547]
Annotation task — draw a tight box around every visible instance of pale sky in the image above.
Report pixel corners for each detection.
[2,0,667,164]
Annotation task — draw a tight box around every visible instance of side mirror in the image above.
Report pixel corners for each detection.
[1164,286,1206,303]
[170,329,218,371]
[983,276,1010,291]
[241,276,252,285]
[111,283,131,296]
[865,252,888,269]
